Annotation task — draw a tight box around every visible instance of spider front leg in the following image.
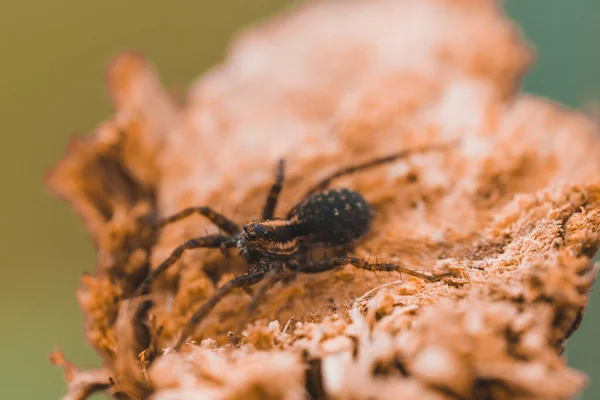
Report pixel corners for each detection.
[295,255,453,282]
[234,261,284,335]
[154,206,240,235]
[262,159,285,220]
[174,264,270,350]
[135,234,237,296]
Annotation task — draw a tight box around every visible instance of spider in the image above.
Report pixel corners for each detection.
[135,141,458,349]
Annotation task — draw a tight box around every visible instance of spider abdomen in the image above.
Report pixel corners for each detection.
[287,188,373,246]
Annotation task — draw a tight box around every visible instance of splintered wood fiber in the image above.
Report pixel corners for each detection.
[48,1,600,399]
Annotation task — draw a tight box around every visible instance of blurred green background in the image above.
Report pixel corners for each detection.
[0,1,598,399]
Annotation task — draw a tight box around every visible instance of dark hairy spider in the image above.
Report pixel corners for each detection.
[135,141,458,349]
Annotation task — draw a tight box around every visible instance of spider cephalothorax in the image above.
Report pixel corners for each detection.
[239,219,298,258]
[135,141,458,350]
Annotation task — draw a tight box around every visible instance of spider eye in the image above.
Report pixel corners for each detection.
[254,225,267,238]
[248,231,257,239]
[243,224,249,231]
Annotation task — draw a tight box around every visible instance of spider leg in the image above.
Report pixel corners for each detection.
[154,207,240,235]
[262,159,285,220]
[305,140,459,195]
[174,266,269,350]
[135,234,236,296]
[295,255,453,282]
[235,262,284,333]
